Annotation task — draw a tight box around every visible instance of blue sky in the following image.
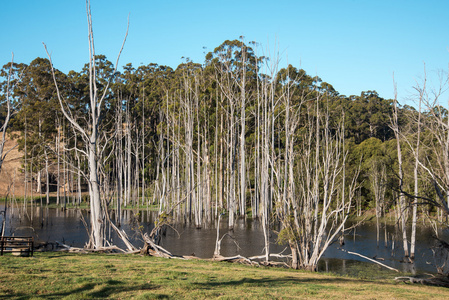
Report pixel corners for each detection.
[1,0,448,105]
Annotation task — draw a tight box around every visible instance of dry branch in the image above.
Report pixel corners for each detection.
[141,233,176,258]
[55,241,127,253]
[341,249,399,272]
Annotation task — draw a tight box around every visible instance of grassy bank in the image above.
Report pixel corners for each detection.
[0,252,448,299]
[0,196,159,211]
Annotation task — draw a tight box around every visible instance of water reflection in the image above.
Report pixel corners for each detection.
[160,218,286,259]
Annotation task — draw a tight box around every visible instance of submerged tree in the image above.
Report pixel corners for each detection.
[44,0,131,249]
[278,89,359,271]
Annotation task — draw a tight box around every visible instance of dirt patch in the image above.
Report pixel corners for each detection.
[0,133,27,196]
[1,132,88,198]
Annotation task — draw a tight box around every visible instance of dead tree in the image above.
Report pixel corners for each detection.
[391,78,409,258]
[44,0,131,250]
[280,91,359,271]
[410,67,425,259]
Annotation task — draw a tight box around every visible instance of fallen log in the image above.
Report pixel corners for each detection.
[55,241,85,252]
[340,249,399,272]
[182,255,201,260]
[141,233,178,258]
[260,261,290,268]
[211,254,290,268]
[212,254,252,264]
[55,241,127,254]
[395,276,427,284]
[213,254,263,266]
[104,209,136,252]
[395,275,449,287]
[248,253,293,260]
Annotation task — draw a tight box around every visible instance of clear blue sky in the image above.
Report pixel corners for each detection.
[1,0,448,105]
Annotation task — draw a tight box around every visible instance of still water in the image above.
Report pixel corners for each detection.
[1,203,447,276]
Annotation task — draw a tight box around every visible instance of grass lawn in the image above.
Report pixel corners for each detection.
[1,252,448,299]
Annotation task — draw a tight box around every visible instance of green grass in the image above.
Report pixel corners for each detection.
[0,196,159,211]
[1,252,449,299]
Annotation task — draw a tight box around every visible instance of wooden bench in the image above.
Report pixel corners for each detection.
[0,236,34,257]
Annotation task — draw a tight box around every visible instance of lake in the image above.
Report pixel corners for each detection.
[1,203,447,276]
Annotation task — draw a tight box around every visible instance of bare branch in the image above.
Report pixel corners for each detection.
[43,43,89,142]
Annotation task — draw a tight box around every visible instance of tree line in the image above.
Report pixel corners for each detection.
[1,36,448,271]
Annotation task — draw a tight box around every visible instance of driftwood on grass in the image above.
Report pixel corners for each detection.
[395,275,449,287]
[212,254,252,264]
[213,246,292,267]
[249,247,292,260]
[211,254,290,268]
[55,241,127,254]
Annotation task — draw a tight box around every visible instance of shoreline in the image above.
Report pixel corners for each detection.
[1,252,449,299]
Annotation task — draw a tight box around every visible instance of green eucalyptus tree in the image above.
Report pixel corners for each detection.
[14,57,64,203]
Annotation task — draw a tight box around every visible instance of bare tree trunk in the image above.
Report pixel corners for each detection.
[203,126,212,223]
[195,81,202,227]
[126,104,132,207]
[44,0,129,249]
[24,115,28,208]
[371,161,386,247]
[62,124,67,208]
[219,106,224,211]
[116,106,122,224]
[77,154,82,205]
[56,119,61,205]
[45,148,49,204]
[410,77,423,259]
[260,67,273,263]
[392,79,409,258]
[239,42,247,218]
[214,97,219,218]
[141,86,146,206]
[36,169,42,194]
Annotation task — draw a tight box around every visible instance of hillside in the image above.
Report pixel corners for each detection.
[1,133,28,197]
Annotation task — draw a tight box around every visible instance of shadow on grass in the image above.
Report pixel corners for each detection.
[4,280,168,300]
[192,275,392,290]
